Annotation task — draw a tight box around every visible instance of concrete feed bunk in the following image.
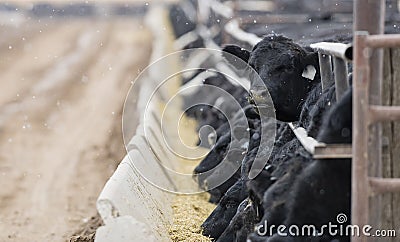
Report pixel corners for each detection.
[95,6,210,242]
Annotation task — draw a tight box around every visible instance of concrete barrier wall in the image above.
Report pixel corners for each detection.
[95,5,188,242]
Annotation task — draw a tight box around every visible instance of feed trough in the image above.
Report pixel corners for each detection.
[94,5,210,242]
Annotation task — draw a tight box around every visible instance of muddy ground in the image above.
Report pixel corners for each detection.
[0,17,152,241]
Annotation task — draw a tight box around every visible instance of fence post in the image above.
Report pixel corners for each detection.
[354,0,385,235]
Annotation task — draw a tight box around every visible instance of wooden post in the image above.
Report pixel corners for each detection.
[354,0,385,235]
[391,48,400,235]
[380,48,400,241]
[352,32,371,242]
[381,49,393,241]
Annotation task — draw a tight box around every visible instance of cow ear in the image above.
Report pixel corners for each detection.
[222,45,250,70]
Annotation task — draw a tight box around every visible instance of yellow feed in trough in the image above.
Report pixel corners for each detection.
[169,193,215,242]
[157,99,215,241]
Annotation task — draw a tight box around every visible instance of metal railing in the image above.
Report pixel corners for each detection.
[287,42,353,159]
[310,42,352,96]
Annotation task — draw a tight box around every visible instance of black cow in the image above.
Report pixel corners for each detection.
[262,88,352,242]
[217,197,260,242]
[193,105,261,203]
[184,72,250,148]
[222,83,337,242]
[223,35,321,122]
[201,179,248,240]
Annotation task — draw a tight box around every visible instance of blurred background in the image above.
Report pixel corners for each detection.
[0,1,155,241]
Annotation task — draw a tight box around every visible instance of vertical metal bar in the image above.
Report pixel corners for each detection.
[333,57,349,100]
[352,31,370,242]
[354,1,385,239]
[318,53,334,90]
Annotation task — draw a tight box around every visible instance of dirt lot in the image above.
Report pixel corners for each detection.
[0,17,152,241]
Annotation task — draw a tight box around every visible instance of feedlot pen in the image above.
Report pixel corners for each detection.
[95,1,400,242]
